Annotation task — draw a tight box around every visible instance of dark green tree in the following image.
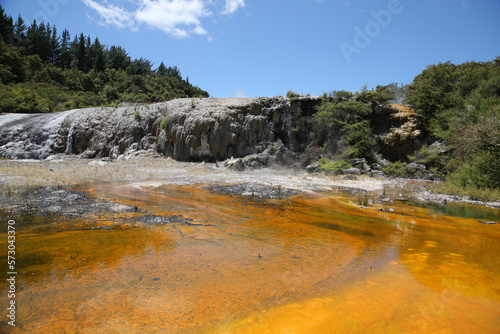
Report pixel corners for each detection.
[92,37,106,72]
[0,5,14,44]
[166,65,181,79]
[13,15,26,46]
[25,21,52,62]
[76,33,87,71]
[85,35,93,71]
[57,29,71,69]
[156,61,167,77]
[0,38,26,83]
[107,45,130,70]
[313,99,374,161]
[406,61,456,118]
[127,57,152,75]
[49,25,60,64]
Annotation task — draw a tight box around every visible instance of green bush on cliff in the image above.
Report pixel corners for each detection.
[161,118,168,131]
[358,88,393,105]
[312,98,375,162]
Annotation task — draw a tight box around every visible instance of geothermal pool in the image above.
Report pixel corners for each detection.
[1,181,499,333]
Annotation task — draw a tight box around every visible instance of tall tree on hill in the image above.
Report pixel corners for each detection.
[85,36,94,72]
[156,62,167,77]
[13,15,26,47]
[77,33,87,71]
[127,57,152,75]
[0,6,14,44]
[92,37,106,72]
[49,25,60,64]
[58,29,71,69]
[107,45,130,70]
[25,21,54,63]
[69,35,78,68]
[166,65,181,79]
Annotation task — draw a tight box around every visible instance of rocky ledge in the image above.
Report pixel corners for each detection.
[0,97,425,172]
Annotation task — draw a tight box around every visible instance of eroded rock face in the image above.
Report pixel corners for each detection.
[0,97,320,161]
[376,104,424,160]
[0,98,425,165]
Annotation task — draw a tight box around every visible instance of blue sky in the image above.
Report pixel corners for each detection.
[2,0,500,98]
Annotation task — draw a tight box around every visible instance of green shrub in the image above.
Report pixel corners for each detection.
[357,85,395,104]
[382,161,408,177]
[409,144,449,178]
[312,99,374,161]
[449,152,500,190]
[343,120,376,161]
[331,90,354,99]
[161,117,168,131]
[286,90,300,98]
[439,181,500,202]
[102,84,119,102]
[317,158,351,173]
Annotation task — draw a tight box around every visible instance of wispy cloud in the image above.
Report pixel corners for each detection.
[82,0,137,30]
[222,0,245,15]
[82,0,245,38]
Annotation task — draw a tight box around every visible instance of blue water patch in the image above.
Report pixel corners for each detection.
[408,201,500,222]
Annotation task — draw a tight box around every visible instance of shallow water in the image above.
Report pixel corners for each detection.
[408,200,500,221]
[1,182,499,333]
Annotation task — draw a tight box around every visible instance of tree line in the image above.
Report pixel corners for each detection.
[406,57,500,196]
[0,5,209,113]
[308,58,499,200]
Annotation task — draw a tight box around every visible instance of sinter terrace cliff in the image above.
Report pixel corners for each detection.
[0,97,423,169]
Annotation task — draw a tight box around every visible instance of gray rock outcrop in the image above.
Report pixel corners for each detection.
[0,97,426,169]
[0,97,319,162]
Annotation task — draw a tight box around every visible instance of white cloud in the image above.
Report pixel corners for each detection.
[222,0,245,15]
[82,0,245,38]
[135,0,209,38]
[82,0,137,30]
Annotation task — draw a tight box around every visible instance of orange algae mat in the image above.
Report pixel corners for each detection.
[1,182,499,333]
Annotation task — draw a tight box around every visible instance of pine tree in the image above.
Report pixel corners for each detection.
[69,34,78,68]
[77,33,87,71]
[92,37,106,72]
[85,35,93,72]
[107,45,130,70]
[49,25,60,64]
[0,5,14,44]
[156,62,167,77]
[13,15,26,46]
[166,65,181,79]
[25,21,52,62]
[58,29,71,69]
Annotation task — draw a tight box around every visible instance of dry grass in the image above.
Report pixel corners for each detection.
[0,157,195,196]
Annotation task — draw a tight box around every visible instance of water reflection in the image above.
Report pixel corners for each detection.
[0,182,499,333]
[408,200,500,222]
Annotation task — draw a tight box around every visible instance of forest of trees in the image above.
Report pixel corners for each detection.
[0,6,208,113]
[307,58,500,200]
[406,58,500,198]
